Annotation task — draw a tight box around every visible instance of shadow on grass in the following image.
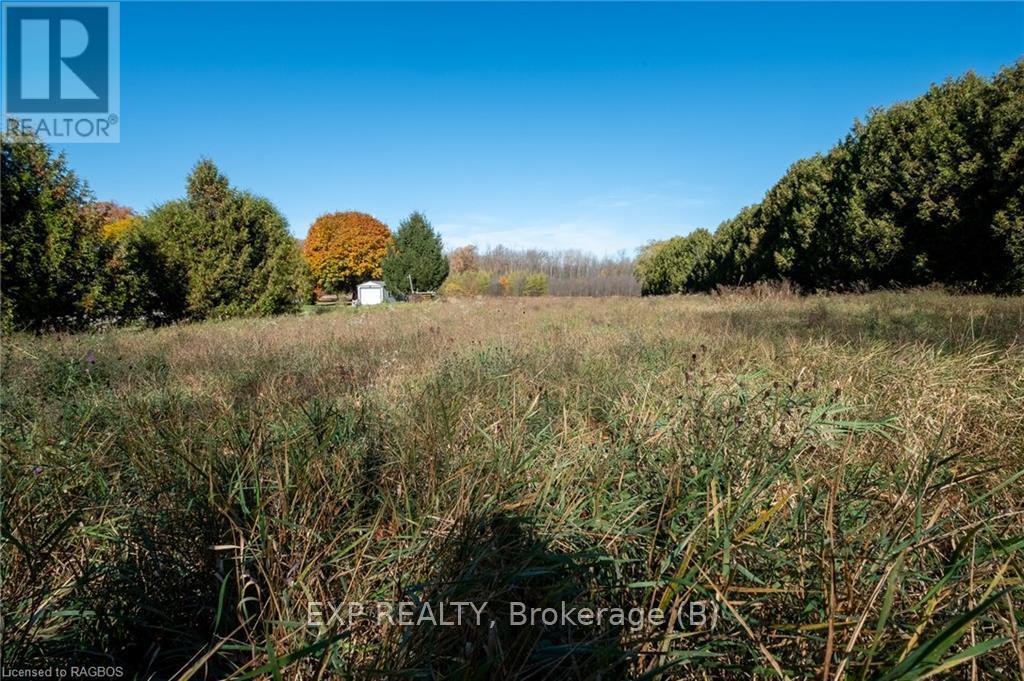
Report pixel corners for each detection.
[376,512,631,680]
[3,496,234,679]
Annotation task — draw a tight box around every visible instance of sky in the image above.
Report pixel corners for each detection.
[50,2,1024,254]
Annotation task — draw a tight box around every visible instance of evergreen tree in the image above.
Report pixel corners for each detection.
[144,159,310,319]
[634,229,714,295]
[653,60,1024,295]
[979,62,1024,292]
[381,212,449,296]
[0,131,99,330]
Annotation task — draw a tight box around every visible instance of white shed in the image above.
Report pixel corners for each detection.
[356,280,391,306]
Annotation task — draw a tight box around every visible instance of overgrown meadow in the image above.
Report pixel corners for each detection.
[2,291,1023,679]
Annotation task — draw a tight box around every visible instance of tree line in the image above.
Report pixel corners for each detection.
[636,62,1024,295]
[0,128,638,333]
[2,134,311,331]
[0,132,450,331]
[443,245,639,297]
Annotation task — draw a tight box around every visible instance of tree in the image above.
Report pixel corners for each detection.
[440,270,492,296]
[499,270,526,296]
[85,216,187,325]
[634,240,672,295]
[0,130,99,330]
[448,244,480,274]
[466,245,639,296]
[523,272,549,296]
[705,206,760,288]
[381,212,448,296]
[634,229,714,295]
[145,159,310,319]
[85,200,136,228]
[303,212,392,295]
[654,61,1024,295]
[987,62,1024,292]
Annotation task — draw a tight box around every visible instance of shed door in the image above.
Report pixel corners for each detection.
[361,287,383,305]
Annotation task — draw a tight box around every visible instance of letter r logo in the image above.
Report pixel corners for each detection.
[4,5,109,113]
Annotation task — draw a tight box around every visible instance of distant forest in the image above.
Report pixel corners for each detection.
[444,245,639,297]
[636,61,1024,295]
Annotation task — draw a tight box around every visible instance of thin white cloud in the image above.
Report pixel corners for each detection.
[436,184,713,254]
[439,218,678,255]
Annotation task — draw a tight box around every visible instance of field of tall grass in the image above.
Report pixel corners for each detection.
[2,291,1023,679]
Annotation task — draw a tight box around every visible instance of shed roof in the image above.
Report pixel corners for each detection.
[357,281,386,288]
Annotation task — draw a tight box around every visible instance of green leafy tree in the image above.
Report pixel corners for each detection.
[86,218,188,325]
[381,212,449,296]
[440,270,492,296]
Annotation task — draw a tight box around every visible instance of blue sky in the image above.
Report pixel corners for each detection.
[54,2,1023,254]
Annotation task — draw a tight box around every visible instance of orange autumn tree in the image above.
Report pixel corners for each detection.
[303,211,392,295]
